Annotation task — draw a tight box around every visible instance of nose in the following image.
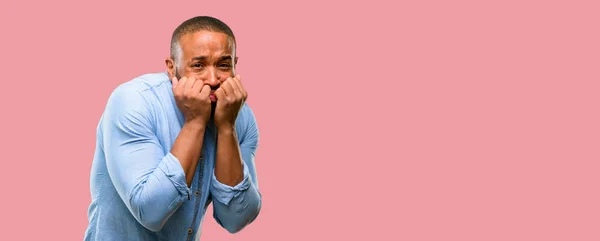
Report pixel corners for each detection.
[203,68,220,88]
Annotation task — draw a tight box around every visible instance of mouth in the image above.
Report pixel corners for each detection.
[210,90,217,102]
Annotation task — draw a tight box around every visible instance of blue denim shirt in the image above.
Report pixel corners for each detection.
[84,72,262,241]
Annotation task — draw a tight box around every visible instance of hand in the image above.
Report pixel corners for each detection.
[172,76,212,126]
[213,75,248,129]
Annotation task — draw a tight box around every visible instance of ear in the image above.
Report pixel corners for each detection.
[165,57,175,79]
[234,56,239,65]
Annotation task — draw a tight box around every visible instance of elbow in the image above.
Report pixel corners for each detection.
[212,181,262,234]
[222,218,251,234]
[222,198,262,234]
[129,196,181,232]
[139,219,166,232]
[224,224,243,234]
[225,225,243,234]
[133,204,169,232]
[122,165,189,232]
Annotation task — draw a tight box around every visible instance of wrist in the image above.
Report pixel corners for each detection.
[183,120,207,132]
[216,124,236,135]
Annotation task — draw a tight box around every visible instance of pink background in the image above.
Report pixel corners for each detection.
[1,0,599,240]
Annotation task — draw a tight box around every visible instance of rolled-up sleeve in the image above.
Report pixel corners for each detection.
[211,104,262,233]
[211,160,252,205]
[102,84,190,232]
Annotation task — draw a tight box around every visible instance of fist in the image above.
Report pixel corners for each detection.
[172,76,212,126]
[213,75,247,129]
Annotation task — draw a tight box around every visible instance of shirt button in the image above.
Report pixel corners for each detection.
[188,228,193,234]
[195,191,200,196]
[199,154,203,160]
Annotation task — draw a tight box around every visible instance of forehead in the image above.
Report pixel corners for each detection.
[178,31,233,58]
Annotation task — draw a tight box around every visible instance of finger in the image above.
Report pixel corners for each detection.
[199,84,211,98]
[220,78,235,97]
[228,76,244,99]
[214,87,226,101]
[175,77,187,95]
[233,74,247,98]
[235,74,242,84]
[184,76,196,94]
[191,78,203,95]
[171,76,179,89]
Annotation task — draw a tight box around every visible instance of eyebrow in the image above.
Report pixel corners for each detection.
[218,55,232,62]
[190,55,232,62]
[191,56,207,62]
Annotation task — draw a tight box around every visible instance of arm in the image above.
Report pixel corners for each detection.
[210,105,262,233]
[214,124,244,186]
[102,85,205,232]
[172,121,206,187]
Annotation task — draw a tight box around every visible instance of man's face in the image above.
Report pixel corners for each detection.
[166,30,237,103]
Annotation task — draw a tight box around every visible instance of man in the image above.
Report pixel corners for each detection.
[84,16,262,241]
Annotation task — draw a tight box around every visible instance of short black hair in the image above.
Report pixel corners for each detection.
[170,16,236,62]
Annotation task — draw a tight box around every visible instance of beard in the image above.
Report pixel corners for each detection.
[174,68,182,80]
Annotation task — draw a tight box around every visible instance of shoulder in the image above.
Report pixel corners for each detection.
[104,72,170,122]
[114,72,171,94]
[236,103,259,143]
[238,103,257,125]
[106,72,170,106]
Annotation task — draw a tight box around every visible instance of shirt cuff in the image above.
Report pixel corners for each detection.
[211,161,251,205]
[157,152,191,199]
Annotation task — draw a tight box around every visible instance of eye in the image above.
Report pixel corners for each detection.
[191,63,204,68]
[219,63,231,69]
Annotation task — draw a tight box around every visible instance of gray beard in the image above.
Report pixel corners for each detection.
[174,68,181,80]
